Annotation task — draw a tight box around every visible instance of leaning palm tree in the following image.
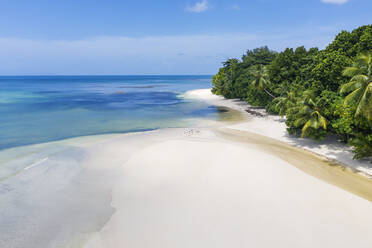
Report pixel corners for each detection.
[291,90,327,138]
[249,64,276,98]
[340,52,372,120]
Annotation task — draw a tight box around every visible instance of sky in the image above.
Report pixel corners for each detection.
[0,0,370,75]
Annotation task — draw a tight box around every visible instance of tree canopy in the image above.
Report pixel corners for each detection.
[212,24,372,159]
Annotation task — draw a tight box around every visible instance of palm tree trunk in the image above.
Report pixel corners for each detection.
[264,88,276,98]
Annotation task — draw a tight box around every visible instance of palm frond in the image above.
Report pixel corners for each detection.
[341,52,372,120]
[258,78,266,90]
[350,74,368,83]
[318,114,327,130]
[299,105,312,114]
[301,120,312,138]
[361,82,372,120]
[273,97,283,103]
[344,88,363,106]
[294,116,307,127]
[355,83,372,118]
[340,80,359,94]
[356,53,370,66]
[251,79,258,88]
[308,98,316,107]
[343,66,360,77]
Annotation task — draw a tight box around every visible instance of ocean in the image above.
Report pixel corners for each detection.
[0,75,228,247]
[0,75,216,150]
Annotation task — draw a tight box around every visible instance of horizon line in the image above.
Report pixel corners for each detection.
[0,74,214,77]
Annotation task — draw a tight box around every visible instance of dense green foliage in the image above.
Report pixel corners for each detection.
[212,25,372,159]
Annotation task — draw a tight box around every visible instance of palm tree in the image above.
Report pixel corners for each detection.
[291,90,327,138]
[340,52,372,120]
[273,91,296,116]
[249,64,276,98]
[299,110,327,138]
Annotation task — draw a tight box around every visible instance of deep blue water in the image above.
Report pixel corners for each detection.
[0,75,216,150]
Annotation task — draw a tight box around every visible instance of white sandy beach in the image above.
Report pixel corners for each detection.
[1,89,371,248]
[82,129,372,248]
[82,89,372,248]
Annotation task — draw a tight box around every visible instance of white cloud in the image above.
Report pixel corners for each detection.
[321,0,349,4]
[186,0,209,13]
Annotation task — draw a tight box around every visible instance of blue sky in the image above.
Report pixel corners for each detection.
[0,0,370,75]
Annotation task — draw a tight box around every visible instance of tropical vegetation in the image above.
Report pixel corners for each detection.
[211,25,372,159]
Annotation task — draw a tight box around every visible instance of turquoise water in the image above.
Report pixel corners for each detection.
[0,75,215,150]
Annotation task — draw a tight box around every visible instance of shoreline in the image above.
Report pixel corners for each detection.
[185,88,372,178]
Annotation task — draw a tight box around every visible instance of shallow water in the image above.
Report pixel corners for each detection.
[0,134,125,248]
[0,75,223,247]
[0,81,245,248]
[0,75,216,150]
